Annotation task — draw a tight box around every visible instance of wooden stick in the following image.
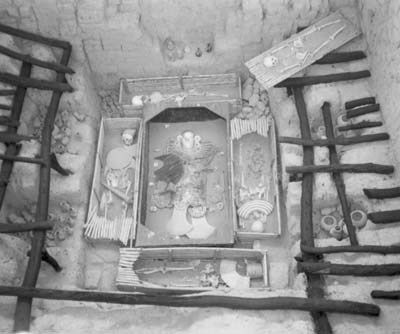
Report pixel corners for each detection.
[0,62,32,211]
[301,244,400,255]
[0,286,380,316]
[322,102,358,245]
[0,89,15,96]
[101,182,132,203]
[293,87,332,333]
[0,220,52,233]
[0,72,73,92]
[0,133,37,143]
[0,45,74,74]
[275,71,371,88]
[371,290,400,300]
[346,104,380,119]
[14,45,72,333]
[338,121,382,131]
[345,97,376,110]
[279,133,389,146]
[0,23,71,50]
[286,163,394,175]
[363,187,400,199]
[315,51,366,64]
[298,261,400,276]
[0,154,45,165]
[0,103,11,110]
[368,210,400,224]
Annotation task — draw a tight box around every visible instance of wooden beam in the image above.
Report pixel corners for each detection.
[293,87,332,333]
[301,244,400,255]
[0,116,19,127]
[0,89,15,96]
[0,72,73,92]
[298,261,400,276]
[286,163,394,175]
[0,154,45,165]
[338,121,382,132]
[368,210,400,224]
[0,221,52,233]
[279,133,389,146]
[322,102,358,245]
[345,97,376,110]
[0,133,37,143]
[315,51,366,64]
[0,286,381,316]
[371,290,400,300]
[0,23,71,50]
[363,187,400,199]
[0,103,11,110]
[14,45,72,333]
[275,71,371,88]
[0,62,32,210]
[0,45,74,74]
[346,104,380,119]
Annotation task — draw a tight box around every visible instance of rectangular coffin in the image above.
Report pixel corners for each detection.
[85,117,143,245]
[135,104,236,247]
[231,115,283,241]
[117,247,269,294]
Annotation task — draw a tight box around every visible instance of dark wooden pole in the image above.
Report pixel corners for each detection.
[293,87,332,333]
[322,102,358,245]
[0,72,73,92]
[0,221,52,233]
[13,45,72,333]
[346,104,380,119]
[338,121,382,132]
[345,97,376,110]
[301,244,400,255]
[0,45,74,74]
[298,261,400,276]
[0,23,71,50]
[279,133,389,146]
[363,187,400,199]
[286,163,394,175]
[276,71,371,88]
[371,290,400,300]
[0,62,32,209]
[0,286,381,316]
[368,210,400,224]
[315,51,366,64]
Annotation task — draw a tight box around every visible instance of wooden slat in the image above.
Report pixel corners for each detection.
[0,23,71,50]
[315,51,366,64]
[301,244,400,255]
[322,102,357,245]
[0,116,19,127]
[14,45,72,333]
[345,97,376,110]
[275,71,371,88]
[298,261,400,276]
[338,121,382,131]
[0,286,381,316]
[0,45,74,74]
[346,104,380,119]
[286,163,394,175]
[0,103,11,110]
[0,132,37,143]
[368,210,400,224]
[279,133,389,146]
[0,154,44,164]
[0,62,32,209]
[0,89,15,96]
[0,221,52,233]
[363,187,400,199]
[293,87,332,334]
[371,290,400,300]
[0,72,73,92]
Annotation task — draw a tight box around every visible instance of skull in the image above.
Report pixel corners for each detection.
[263,55,278,68]
[122,129,136,146]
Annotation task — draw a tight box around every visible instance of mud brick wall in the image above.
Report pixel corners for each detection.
[0,0,356,88]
